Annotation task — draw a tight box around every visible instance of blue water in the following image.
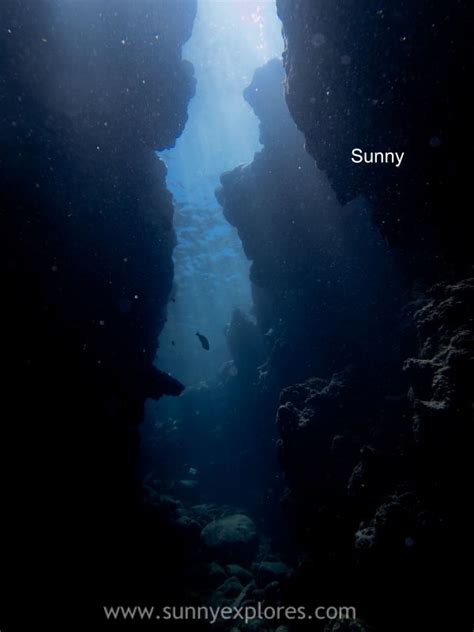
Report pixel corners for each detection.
[158,0,283,384]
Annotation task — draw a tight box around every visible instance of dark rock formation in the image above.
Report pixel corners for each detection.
[262,6,474,629]
[140,483,294,627]
[201,513,259,564]
[276,0,471,277]
[215,60,402,545]
[276,368,393,600]
[1,0,196,627]
[145,366,185,399]
[217,59,401,388]
[404,279,473,454]
[275,353,468,630]
[277,369,364,503]
[225,308,266,376]
[216,24,471,631]
[401,279,473,562]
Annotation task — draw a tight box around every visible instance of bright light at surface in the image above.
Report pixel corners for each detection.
[157,1,283,385]
[162,0,283,206]
[209,0,281,59]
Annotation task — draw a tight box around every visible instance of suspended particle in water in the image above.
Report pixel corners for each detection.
[429,136,442,148]
[341,54,351,65]
[311,33,326,47]
[118,298,132,314]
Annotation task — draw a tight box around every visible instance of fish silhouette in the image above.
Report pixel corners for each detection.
[196,331,210,351]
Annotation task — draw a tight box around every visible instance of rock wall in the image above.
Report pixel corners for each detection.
[277,0,471,277]
[0,0,196,626]
[217,59,400,389]
[215,9,472,629]
[270,3,472,630]
[215,59,404,558]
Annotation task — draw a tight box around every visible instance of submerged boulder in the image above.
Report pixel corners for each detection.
[205,562,227,587]
[215,576,244,599]
[254,561,291,584]
[226,564,254,584]
[201,514,259,563]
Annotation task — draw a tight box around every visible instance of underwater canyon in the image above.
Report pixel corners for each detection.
[1,1,472,631]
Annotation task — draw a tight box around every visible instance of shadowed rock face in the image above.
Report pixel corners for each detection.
[217,59,401,386]
[277,0,471,277]
[1,0,195,150]
[213,61,403,542]
[258,5,472,630]
[275,296,472,631]
[403,279,473,477]
[214,19,471,630]
[0,0,196,624]
[201,514,259,564]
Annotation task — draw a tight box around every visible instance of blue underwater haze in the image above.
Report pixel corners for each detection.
[158,1,283,384]
[1,1,470,630]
